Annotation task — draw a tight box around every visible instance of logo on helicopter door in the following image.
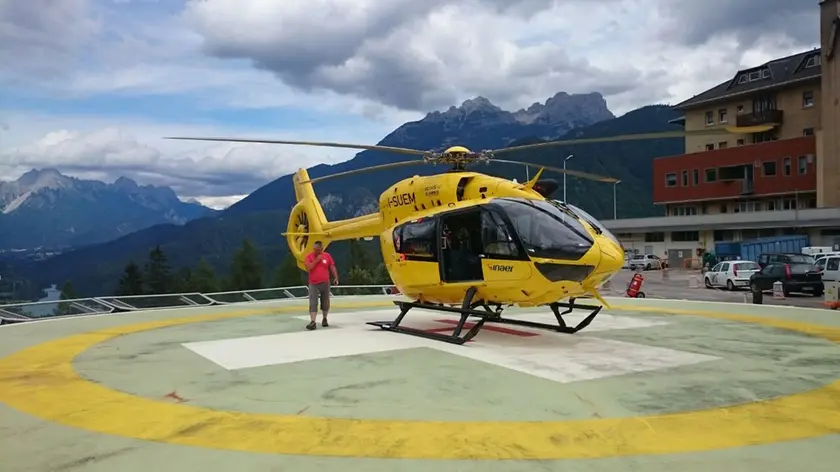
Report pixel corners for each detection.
[489,264,514,272]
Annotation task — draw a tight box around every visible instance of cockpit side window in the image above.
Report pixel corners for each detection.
[493,198,594,261]
[480,208,524,259]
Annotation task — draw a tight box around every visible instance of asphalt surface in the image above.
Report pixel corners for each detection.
[606,269,830,309]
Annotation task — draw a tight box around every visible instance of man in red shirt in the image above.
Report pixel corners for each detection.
[304,241,339,330]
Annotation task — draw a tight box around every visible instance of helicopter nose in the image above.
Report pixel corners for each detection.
[595,236,624,282]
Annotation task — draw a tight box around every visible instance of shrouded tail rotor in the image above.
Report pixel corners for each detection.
[285,169,330,270]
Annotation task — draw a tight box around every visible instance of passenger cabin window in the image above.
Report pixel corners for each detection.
[394,219,437,260]
[493,198,593,261]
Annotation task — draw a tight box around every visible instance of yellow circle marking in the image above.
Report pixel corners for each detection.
[1,301,840,460]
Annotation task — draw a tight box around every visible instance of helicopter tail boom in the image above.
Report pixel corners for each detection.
[285,168,382,269]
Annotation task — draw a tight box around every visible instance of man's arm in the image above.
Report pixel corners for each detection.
[303,254,320,271]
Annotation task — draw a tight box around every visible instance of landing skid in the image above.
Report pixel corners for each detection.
[366,287,602,345]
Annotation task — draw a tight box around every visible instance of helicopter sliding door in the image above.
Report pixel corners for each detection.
[439,208,485,283]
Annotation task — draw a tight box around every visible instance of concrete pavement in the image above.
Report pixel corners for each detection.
[1,295,839,471]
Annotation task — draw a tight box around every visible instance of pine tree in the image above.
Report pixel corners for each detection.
[116,261,144,296]
[144,246,173,294]
[55,280,79,316]
[192,258,218,293]
[348,239,372,271]
[174,267,194,293]
[228,239,262,290]
[372,263,392,285]
[273,252,304,287]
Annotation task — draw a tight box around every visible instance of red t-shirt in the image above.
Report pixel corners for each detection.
[305,251,334,284]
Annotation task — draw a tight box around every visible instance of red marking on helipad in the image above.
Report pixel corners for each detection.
[428,319,538,337]
[163,391,187,403]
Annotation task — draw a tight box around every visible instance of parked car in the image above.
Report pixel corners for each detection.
[749,262,824,297]
[629,254,663,270]
[704,260,761,290]
[757,253,816,268]
[816,255,840,282]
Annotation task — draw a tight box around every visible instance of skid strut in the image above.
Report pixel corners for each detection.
[366,288,602,345]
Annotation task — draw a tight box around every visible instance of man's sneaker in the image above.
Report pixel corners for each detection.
[322,319,329,327]
[306,321,316,330]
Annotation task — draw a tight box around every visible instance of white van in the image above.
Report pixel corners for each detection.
[816,255,840,282]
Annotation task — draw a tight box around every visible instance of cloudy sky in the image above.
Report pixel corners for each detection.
[0,0,818,209]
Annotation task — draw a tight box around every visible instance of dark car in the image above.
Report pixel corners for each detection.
[757,253,816,268]
[749,262,824,297]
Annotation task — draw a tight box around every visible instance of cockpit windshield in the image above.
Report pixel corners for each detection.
[564,202,620,247]
[493,198,594,261]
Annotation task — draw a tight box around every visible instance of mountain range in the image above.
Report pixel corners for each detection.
[7,92,685,296]
[0,169,215,251]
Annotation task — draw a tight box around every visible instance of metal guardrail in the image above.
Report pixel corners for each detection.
[0,285,399,325]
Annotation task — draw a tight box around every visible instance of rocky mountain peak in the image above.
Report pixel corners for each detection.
[513,91,614,125]
[15,168,72,191]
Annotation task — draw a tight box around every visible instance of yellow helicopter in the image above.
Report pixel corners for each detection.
[167,125,746,344]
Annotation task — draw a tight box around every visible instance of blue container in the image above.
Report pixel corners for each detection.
[717,235,810,262]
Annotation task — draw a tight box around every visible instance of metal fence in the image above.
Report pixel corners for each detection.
[0,285,399,324]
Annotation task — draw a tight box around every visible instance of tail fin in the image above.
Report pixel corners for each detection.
[284,168,383,270]
[286,169,330,267]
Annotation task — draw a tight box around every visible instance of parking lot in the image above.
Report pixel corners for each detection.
[605,269,830,309]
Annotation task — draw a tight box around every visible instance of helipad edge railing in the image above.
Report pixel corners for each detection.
[0,284,399,324]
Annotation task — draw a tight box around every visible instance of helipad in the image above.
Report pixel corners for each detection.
[1,295,840,471]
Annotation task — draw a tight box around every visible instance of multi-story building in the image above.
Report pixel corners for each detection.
[603,0,840,263]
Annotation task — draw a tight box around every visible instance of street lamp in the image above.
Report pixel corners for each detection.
[613,180,621,219]
[562,154,573,203]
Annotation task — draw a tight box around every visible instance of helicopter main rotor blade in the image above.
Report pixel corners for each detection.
[490,127,744,155]
[164,137,429,157]
[307,159,428,184]
[490,159,619,183]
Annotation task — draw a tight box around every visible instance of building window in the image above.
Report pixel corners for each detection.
[713,230,735,241]
[782,198,797,210]
[803,90,814,108]
[681,170,689,186]
[734,201,759,213]
[798,155,807,174]
[736,139,745,146]
[718,109,727,123]
[803,127,814,136]
[671,205,698,216]
[705,168,718,182]
[783,156,791,176]
[705,143,714,151]
[718,141,728,149]
[692,168,699,186]
[672,231,700,242]
[806,55,820,68]
[705,111,714,125]
[736,105,744,113]
[665,173,677,187]
[645,232,665,242]
[762,160,777,177]
[767,200,777,211]
[719,203,728,213]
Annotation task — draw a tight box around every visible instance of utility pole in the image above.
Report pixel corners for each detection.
[613,180,621,219]
[563,154,573,203]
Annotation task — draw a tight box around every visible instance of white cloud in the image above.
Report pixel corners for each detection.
[0,0,821,200]
[0,112,406,198]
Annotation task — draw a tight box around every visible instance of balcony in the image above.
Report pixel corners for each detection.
[736,109,784,128]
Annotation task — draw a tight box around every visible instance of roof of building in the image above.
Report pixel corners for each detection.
[674,49,822,110]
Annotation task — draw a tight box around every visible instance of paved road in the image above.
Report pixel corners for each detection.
[606,269,829,309]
